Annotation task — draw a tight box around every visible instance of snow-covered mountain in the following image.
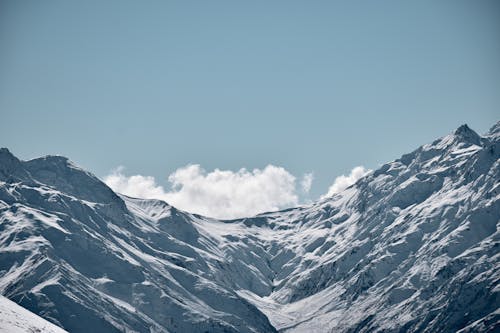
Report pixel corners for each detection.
[0,122,499,333]
[0,295,68,333]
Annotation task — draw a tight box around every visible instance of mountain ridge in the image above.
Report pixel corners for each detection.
[0,122,499,332]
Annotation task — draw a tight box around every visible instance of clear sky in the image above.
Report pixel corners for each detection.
[1,1,499,216]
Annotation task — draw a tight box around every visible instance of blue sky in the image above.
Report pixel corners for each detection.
[1,1,499,216]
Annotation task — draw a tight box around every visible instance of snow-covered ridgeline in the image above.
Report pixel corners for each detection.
[0,122,498,332]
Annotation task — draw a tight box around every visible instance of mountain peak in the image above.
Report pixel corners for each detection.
[453,123,481,145]
[486,120,500,139]
[0,148,21,178]
[0,150,126,206]
[0,147,17,160]
[28,154,71,167]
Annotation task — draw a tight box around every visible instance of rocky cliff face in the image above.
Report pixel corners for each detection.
[0,123,498,332]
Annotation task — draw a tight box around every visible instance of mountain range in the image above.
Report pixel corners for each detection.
[0,122,499,332]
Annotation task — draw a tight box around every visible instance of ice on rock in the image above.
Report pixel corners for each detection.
[0,122,499,332]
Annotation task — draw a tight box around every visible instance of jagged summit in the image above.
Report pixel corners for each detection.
[487,120,500,138]
[0,148,21,178]
[0,147,14,157]
[0,148,20,166]
[453,123,482,145]
[0,122,499,333]
[455,123,473,135]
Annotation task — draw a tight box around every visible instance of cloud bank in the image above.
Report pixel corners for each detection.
[104,165,369,219]
[105,165,304,219]
[322,166,371,199]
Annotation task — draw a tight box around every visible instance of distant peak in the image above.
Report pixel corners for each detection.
[39,155,70,163]
[0,147,19,163]
[26,155,71,169]
[486,120,500,138]
[0,148,21,177]
[455,123,471,133]
[0,147,15,157]
[453,124,481,145]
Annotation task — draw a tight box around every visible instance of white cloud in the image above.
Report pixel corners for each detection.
[104,165,299,219]
[301,173,314,193]
[322,166,371,198]
[104,166,166,199]
[104,164,371,219]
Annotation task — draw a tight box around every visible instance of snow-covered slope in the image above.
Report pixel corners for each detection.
[0,122,499,332]
[238,123,500,332]
[0,295,67,333]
